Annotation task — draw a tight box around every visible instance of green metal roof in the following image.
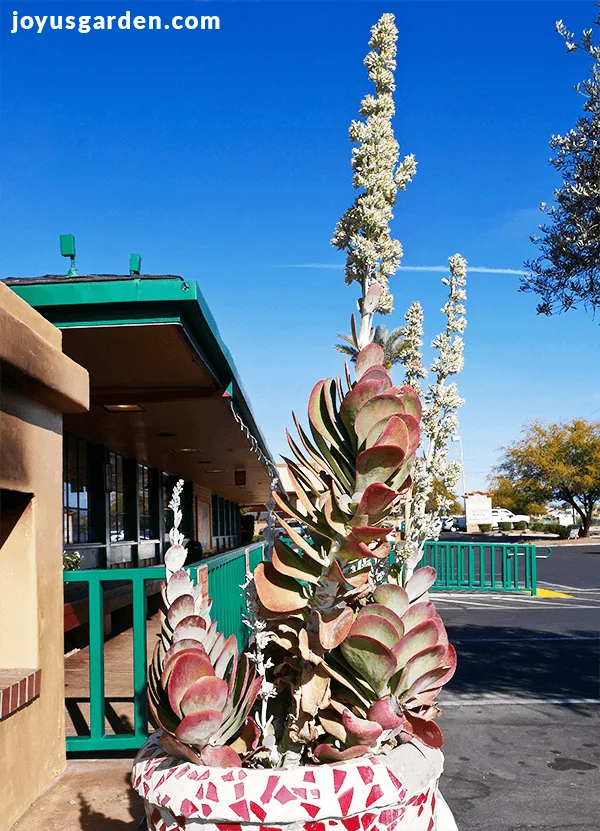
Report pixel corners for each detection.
[5,274,276,476]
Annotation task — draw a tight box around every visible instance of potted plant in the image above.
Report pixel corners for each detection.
[133,14,463,831]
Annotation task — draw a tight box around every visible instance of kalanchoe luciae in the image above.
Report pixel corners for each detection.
[251,344,454,762]
[148,480,262,767]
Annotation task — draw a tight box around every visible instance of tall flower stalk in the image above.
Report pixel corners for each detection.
[331,13,416,347]
[399,256,467,576]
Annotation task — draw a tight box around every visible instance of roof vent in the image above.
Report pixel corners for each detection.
[129,253,142,275]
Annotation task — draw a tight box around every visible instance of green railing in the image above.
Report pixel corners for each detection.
[63,542,264,752]
[418,541,539,594]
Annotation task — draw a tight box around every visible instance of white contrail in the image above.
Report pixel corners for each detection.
[275,263,525,275]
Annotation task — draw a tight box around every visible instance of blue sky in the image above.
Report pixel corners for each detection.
[2,1,599,491]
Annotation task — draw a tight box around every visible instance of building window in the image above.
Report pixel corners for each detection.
[108,452,126,542]
[138,464,158,540]
[64,434,92,544]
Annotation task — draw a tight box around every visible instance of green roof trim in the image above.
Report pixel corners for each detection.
[6,275,276,475]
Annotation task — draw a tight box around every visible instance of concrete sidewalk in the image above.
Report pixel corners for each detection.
[12,759,143,830]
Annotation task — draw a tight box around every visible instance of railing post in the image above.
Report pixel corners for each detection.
[530,546,537,596]
[131,573,148,741]
[87,575,105,743]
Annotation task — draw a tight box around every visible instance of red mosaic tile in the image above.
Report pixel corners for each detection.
[195,785,204,800]
[180,799,198,818]
[234,783,245,799]
[301,802,320,819]
[231,800,250,822]
[216,825,241,831]
[199,770,211,780]
[261,775,280,804]
[201,804,212,817]
[365,785,383,808]
[360,812,376,829]
[303,822,326,831]
[357,766,374,785]
[341,814,360,831]
[175,764,190,779]
[379,808,399,826]
[386,770,402,792]
[274,786,296,804]
[206,782,218,802]
[333,769,347,793]
[303,771,316,783]
[250,801,267,821]
[292,788,307,799]
[311,789,320,799]
[222,772,235,782]
[337,788,354,817]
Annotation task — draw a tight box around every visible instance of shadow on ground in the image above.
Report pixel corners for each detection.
[76,773,143,830]
[445,623,599,703]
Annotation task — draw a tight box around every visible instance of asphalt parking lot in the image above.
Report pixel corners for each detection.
[434,542,600,830]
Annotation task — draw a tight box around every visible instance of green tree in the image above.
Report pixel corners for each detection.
[425,477,462,515]
[522,6,600,315]
[497,419,600,536]
[488,473,547,517]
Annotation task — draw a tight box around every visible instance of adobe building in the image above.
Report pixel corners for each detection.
[0,283,89,829]
[6,264,278,573]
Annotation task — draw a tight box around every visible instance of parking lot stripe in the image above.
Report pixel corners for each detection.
[441,697,600,706]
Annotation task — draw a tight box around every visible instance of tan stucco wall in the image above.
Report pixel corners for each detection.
[0,283,89,830]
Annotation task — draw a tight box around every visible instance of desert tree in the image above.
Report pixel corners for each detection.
[522,5,600,314]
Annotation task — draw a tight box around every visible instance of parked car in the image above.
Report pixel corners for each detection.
[452,515,467,531]
[440,516,456,531]
[491,508,530,529]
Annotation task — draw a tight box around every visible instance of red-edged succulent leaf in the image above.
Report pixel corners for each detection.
[349,526,393,543]
[355,395,407,446]
[308,380,346,450]
[313,744,370,763]
[349,614,401,651]
[405,714,444,749]
[313,607,355,651]
[172,615,207,643]
[431,643,457,688]
[166,651,216,716]
[174,709,224,746]
[400,601,439,633]
[396,414,421,457]
[271,537,324,585]
[275,514,327,565]
[340,634,398,695]
[405,567,437,602]
[367,696,405,730]
[166,570,194,605]
[161,648,213,689]
[373,584,410,618]
[396,385,423,421]
[392,620,441,668]
[254,561,309,614]
[359,366,394,388]
[358,604,404,638]
[167,594,196,629]
[165,544,187,574]
[164,639,207,665]
[159,732,202,764]
[356,445,405,492]
[367,415,410,453]
[396,646,448,695]
[200,745,242,767]
[337,539,372,561]
[179,676,229,717]
[342,708,383,747]
[213,634,238,679]
[340,377,390,431]
[351,483,398,523]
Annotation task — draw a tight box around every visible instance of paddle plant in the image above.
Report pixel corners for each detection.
[148,481,262,767]
[251,342,456,764]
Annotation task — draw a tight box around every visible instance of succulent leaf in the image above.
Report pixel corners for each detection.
[340,634,398,695]
[373,584,410,617]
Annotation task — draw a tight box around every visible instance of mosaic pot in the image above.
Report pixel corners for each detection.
[132,732,457,831]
